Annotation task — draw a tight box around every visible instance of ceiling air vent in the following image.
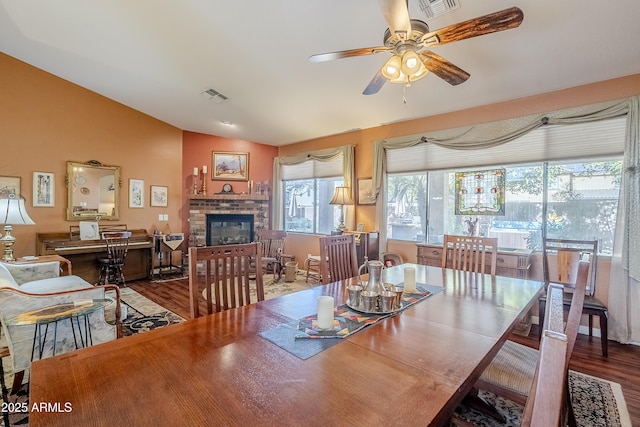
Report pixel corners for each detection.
[203,88,228,104]
[415,0,460,20]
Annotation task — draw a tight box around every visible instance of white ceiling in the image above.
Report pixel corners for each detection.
[1,1,639,146]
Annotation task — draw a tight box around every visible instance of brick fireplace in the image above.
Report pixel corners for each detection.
[188,194,269,247]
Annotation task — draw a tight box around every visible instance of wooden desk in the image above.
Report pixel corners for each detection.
[30,264,543,427]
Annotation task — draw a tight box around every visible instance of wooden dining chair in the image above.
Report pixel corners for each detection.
[540,238,608,356]
[318,234,359,283]
[454,283,571,427]
[442,235,498,276]
[188,242,264,318]
[468,260,590,423]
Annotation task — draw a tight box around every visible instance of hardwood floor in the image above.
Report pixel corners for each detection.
[128,277,640,425]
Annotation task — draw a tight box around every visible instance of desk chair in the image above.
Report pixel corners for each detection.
[539,238,607,356]
[442,235,498,276]
[188,242,264,318]
[97,231,132,286]
[318,234,359,283]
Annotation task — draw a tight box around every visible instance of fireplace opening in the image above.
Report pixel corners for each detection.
[206,214,254,245]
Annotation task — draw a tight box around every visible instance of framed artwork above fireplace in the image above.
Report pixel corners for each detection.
[212,152,249,181]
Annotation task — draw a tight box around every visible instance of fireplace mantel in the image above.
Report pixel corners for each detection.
[190,194,269,201]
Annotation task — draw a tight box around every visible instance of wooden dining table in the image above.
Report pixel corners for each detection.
[29,264,543,427]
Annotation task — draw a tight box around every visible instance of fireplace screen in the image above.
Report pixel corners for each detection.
[207,214,254,245]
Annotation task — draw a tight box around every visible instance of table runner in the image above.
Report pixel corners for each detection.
[259,283,442,359]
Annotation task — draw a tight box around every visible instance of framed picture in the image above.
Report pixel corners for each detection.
[150,185,168,207]
[129,179,144,208]
[212,152,249,181]
[33,171,55,207]
[0,176,20,198]
[357,178,375,205]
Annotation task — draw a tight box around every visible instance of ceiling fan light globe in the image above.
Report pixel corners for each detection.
[401,50,421,75]
[409,64,429,82]
[381,55,402,80]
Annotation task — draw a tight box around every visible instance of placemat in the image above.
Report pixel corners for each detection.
[259,283,443,360]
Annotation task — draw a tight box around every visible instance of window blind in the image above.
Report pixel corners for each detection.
[387,116,626,173]
[281,155,343,180]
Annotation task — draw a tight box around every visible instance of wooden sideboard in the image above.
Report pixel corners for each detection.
[416,243,531,278]
[37,228,153,284]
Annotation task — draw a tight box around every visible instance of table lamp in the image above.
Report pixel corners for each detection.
[329,186,354,231]
[0,195,36,262]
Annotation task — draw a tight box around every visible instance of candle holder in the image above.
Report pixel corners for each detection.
[193,179,199,195]
[201,171,207,195]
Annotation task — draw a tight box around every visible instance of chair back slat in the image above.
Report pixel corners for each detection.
[542,238,598,295]
[319,235,359,283]
[442,235,498,276]
[521,330,568,427]
[188,242,263,318]
[563,260,589,360]
[522,283,569,427]
[102,231,132,263]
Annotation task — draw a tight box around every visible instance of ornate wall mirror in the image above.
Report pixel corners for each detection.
[66,160,121,221]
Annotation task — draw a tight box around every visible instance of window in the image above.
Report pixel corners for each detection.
[384,117,626,255]
[283,178,344,234]
[386,159,622,255]
[280,154,345,234]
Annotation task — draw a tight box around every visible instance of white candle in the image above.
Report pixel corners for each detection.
[202,165,207,174]
[404,267,416,293]
[193,167,198,176]
[316,296,334,330]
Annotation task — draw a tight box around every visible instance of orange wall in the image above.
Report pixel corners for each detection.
[181,131,279,240]
[0,52,183,257]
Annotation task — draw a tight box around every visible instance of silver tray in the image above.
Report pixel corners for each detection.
[346,298,403,315]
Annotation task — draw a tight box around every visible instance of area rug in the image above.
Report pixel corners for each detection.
[453,370,632,427]
[120,287,184,336]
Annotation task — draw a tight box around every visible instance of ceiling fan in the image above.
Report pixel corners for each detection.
[309,1,524,95]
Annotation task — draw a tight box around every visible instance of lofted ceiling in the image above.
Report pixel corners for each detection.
[1,1,639,147]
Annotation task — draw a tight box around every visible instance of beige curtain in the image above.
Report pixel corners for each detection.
[372,99,631,255]
[609,96,640,344]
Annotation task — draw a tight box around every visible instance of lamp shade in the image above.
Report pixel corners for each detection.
[0,196,35,225]
[329,187,354,206]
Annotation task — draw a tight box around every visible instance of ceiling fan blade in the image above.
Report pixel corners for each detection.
[363,68,387,95]
[419,51,470,86]
[309,46,390,63]
[380,0,411,39]
[421,7,524,47]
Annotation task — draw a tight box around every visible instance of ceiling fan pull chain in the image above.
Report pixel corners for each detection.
[403,82,408,104]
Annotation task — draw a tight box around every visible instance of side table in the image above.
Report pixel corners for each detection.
[5,299,111,360]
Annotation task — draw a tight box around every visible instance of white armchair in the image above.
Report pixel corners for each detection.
[0,261,121,392]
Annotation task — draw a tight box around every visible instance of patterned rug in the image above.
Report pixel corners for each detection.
[453,371,632,427]
[119,287,184,336]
